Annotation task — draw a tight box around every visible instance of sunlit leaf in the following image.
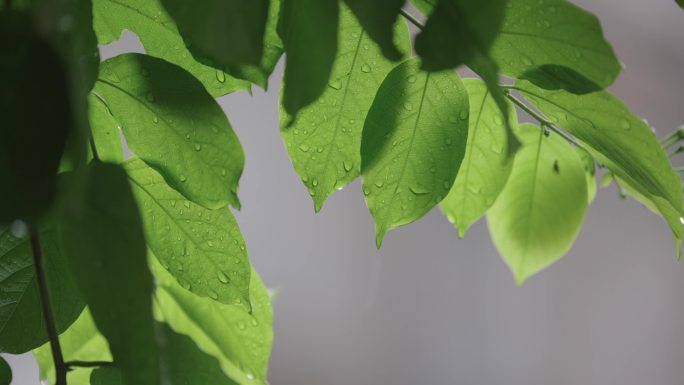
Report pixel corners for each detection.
[361,58,469,246]
[488,124,588,285]
[125,159,251,311]
[88,94,123,163]
[440,78,517,237]
[343,0,404,60]
[92,0,250,97]
[60,162,159,385]
[95,53,244,210]
[281,5,410,211]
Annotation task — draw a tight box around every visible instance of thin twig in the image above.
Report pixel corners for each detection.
[399,8,424,30]
[89,133,101,162]
[29,226,67,385]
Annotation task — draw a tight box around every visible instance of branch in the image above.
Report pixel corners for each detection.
[399,8,424,30]
[29,226,67,385]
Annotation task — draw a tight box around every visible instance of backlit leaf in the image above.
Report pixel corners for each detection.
[281,5,410,211]
[88,94,123,163]
[361,58,469,246]
[487,124,588,285]
[343,0,405,60]
[95,53,244,210]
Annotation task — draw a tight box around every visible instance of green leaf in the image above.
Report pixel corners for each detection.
[409,0,436,15]
[34,309,111,385]
[487,124,589,285]
[281,5,410,211]
[160,0,269,67]
[414,0,507,72]
[0,356,11,385]
[88,94,123,163]
[124,159,251,311]
[489,0,621,91]
[152,256,273,385]
[91,367,124,385]
[0,11,71,223]
[278,0,339,116]
[224,0,284,89]
[677,0,684,9]
[95,53,245,210]
[0,225,84,353]
[516,80,684,244]
[92,0,250,97]
[361,58,469,247]
[343,0,404,60]
[439,78,517,237]
[60,162,160,385]
[577,149,597,204]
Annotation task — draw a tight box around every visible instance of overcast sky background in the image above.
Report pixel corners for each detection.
[5,1,684,384]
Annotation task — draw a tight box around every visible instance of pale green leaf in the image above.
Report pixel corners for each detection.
[160,0,269,66]
[343,0,405,60]
[92,0,250,97]
[152,257,273,385]
[60,162,159,385]
[516,80,684,245]
[279,0,339,116]
[0,225,84,353]
[0,355,11,385]
[409,0,436,15]
[95,53,244,210]
[490,0,620,91]
[281,5,410,211]
[88,94,123,163]
[440,78,517,237]
[361,58,469,246]
[577,148,597,204]
[487,124,588,285]
[125,159,251,311]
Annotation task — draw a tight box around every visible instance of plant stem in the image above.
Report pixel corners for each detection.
[29,226,67,385]
[89,133,101,162]
[399,8,424,30]
[66,361,114,370]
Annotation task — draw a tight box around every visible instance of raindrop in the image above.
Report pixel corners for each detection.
[343,160,353,172]
[216,70,226,83]
[217,271,230,284]
[407,75,417,83]
[374,180,384,188]
[404,102,413,111]
[208,290,219,300]
[459,110,468,120]
[180,175,187,182]
[298,144,310,152]
[221,168,227,177]
[152,115,159,123]
[312,178,319,187]
[620,119,631,130]
[361,64,371,73]
[328,80,342,90]
[409,185,430,195]
[194,144,202,151]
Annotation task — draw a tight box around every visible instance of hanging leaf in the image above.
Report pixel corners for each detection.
[361,58,469,247]
[343,0,405,60]
[516,80,684,244]
[487,124,589,285]
[440,78,517,237]
[224,0,284,89]
[152,257,273,385]
[490,0,620,92]
[278,0,339,116]
[281,5,410,211]
[90,367,124,385]
[125,159,251,311]
[88,94,123,163]
[60,162,160,385]
[0,11,71,223]
[0,225,84,353]
[577,149,597,204]
[92,0,250,97]
[0,355,11,385]
[95,53,245,210]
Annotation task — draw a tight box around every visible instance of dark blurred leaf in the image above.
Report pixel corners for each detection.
[343,0,404,60]
[161,0,269,67]
[278,0,339,117]
[677,0,684,9]
[90,367,124,385]
[0,11,71,223]
[60,162,160,385]
[0,355,11,385]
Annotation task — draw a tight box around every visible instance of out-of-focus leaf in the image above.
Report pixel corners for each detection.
[440,78,517,237]
[125,159,251,311]
[488,124,588,285]
[343,0,404,60]
[92,0,250,97]
[95,53,244,210]
[0,224,84,353]
[281,5,410,211]
[278,0,339,117]
[361,58,469,247]
[0,356,11,385]
[409,0,436,15]
[60,162,159,385]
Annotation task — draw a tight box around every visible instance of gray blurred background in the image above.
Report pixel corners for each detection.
[4,0,684,384]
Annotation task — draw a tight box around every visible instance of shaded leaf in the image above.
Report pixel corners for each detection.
[60,162,159,385]
[343,0,404,60]
[0,225,84,353]
[88,94,123,163]
[281,5,410,211]
[440,78,517,237]
[125,159,251,311]
[0,12,71,223]
[95,53,244,210]
[278,0,339,116]
[516,80,684,245]
[490,0,620,91]
[361,58,469,246]
[160,0,269,67]
[0,355,10,385]
[91,367,124,385]
[92,0,250,97]
[152,257,273,385]
[487,124,588,285]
